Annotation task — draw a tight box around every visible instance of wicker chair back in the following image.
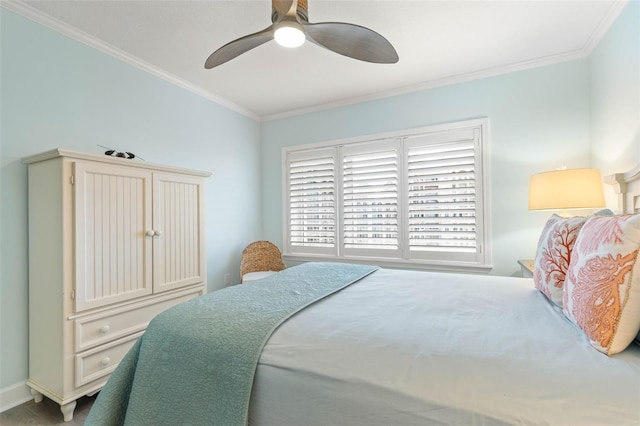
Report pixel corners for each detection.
[240,241,286,282]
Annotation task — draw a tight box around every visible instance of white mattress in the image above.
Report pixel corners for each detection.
[249,268,640,425]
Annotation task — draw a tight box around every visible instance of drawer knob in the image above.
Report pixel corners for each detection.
[99,325,110,334]
[146,230,155,237]
[100,357,111,366]
[154,230,163,237]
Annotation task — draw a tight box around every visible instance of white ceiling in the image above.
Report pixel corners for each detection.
[6,0,626,120]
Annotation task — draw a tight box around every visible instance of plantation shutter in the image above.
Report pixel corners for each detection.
[286,148,337,255]
[282,119,490,270]
[342,139,401,258]
[405,128,482,263]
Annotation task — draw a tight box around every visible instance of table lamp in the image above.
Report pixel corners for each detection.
[528,168,605,217]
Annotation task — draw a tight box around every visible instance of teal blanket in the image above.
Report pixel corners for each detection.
[85,262,378,426]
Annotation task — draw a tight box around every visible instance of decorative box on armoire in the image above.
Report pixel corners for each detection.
[23,148,211,421]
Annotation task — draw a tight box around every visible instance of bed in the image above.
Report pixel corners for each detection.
[86,165,640,426]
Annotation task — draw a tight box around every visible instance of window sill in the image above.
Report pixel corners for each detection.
[283,254,493,275]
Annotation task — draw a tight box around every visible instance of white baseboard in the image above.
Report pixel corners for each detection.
[0,381,33,413]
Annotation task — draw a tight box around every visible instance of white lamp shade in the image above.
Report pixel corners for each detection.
[528,168,605,211]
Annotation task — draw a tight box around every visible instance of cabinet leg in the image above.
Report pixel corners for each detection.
[30,388,43,403]
[60,401,77,422]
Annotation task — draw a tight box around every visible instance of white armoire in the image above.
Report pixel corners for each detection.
[23,148,211,421]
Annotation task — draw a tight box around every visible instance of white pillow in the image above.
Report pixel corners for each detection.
[242,271,278,283]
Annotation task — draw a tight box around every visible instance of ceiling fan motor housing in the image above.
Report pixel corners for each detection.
[271,0,309,22]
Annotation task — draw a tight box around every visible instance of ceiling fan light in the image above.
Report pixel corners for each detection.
[274,24,305,48]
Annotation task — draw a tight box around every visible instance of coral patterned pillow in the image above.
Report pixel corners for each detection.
[533,215,587,307]
[563,214,640,355]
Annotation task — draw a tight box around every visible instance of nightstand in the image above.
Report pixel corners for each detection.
[518,259,534,278]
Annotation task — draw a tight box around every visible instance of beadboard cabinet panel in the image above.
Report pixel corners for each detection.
[153,173,206,293]
[74,162,153,311]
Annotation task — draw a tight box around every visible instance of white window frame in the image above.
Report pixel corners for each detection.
[282,118,492,274]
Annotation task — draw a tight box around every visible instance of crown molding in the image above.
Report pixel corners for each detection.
[582,0,629,53]
[0,0,261,122]
[2,0,628,123]
[261,0,629,122]
[262,49,589,121]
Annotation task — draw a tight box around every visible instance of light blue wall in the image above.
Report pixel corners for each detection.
[2,0,638,410]
[0,9,262,391]
[261,60,592,277]
[589,0,640,207]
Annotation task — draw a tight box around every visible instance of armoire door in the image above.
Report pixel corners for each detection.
[74,162,153,311]
[152,172,205,293]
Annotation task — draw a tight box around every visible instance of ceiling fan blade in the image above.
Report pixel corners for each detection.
[205,26,274,69]
[303,22,398,64]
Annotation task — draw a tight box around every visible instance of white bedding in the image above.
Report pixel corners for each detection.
[249,268,640,425]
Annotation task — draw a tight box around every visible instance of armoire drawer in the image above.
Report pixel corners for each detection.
[75,331,144,387]
[74,286,204,352]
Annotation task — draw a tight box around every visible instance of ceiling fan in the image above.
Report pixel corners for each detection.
[204,0,399,69]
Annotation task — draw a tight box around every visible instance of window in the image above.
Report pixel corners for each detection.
[283,119,491,273]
